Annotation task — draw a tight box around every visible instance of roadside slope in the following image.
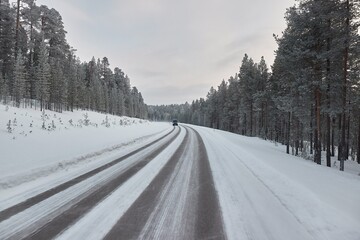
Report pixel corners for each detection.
[0,105,170,188]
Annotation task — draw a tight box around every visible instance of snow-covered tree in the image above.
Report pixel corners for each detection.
[0,0,15,93]
[35,36,51,110]
[13,50,27,106]
[1,0,148,119]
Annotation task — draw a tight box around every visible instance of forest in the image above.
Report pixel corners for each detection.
[0,0,147,118]
[1,0,360,169]
[148,0,360,169]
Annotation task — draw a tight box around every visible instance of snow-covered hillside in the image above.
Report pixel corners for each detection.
[0,104,170,189]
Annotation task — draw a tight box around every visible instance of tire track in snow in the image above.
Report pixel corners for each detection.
[55,126,187,240]
[0,127,180,240]
[138,126,196,240]
[191,126,226,240]
[104,126,226,240]
[0,127,175,223]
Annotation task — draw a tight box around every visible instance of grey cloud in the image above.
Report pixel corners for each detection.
[143,83,210,105]
[215,49,244,69]
[226,33,264,51]
[134,69,168,78]
[36,0,295,105]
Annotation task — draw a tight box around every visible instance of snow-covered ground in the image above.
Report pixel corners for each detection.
[0,104,170,190]
[1,103,360,240]
[191,124,360,240]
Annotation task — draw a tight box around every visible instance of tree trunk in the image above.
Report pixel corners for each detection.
[340,0,350,171]
[326,24,331,167]
[250,101,253,136]
[314,88,321,165]
[314,127,318,161]
[326,115,331,167]
[310,106,314,155]
[346,114,350,159]
[286,112,291,154]
[338,114,343,161]
[264,102,268,139]
[358,116,360,164]
[300,123,304,152]
[331,118,335,156]
[295,117,299,156]
[243,113,247,135]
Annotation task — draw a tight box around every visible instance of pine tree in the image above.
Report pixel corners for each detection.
[239,54,258,136]
[66,52,78,112]
[49,59,66,112]
[224,75,240,132]
[217,80,228,130]
[22,0,41,101]
[35,36,50,111]
[0,72,5,100]
[255,57,269,138]
[40,6,69,61]
[0,0,15,94]
[13,50,27,107]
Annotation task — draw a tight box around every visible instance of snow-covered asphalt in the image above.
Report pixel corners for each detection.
[102,126,224,240]
[0,126,180,239]
[0,125,226,240]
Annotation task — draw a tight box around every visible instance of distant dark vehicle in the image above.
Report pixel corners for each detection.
[172,119,178,126]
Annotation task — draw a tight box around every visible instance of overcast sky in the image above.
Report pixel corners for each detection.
[36,0,295,105]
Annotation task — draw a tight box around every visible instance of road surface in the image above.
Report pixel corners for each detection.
[0,126,226,240]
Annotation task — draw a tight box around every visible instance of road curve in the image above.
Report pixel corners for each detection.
[104,126,226,240]
[0,125,226,240]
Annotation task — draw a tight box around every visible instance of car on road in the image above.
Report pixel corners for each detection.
[172,119,178,126]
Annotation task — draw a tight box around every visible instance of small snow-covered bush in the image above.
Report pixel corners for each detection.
[7,120,12,133]
[102,116,110,128]
[12,118,17,126]
[83,113,90,126]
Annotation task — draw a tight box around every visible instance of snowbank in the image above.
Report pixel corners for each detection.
[0,104,170,189]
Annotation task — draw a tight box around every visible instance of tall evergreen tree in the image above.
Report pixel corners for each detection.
[13,50,27,106]
[0,0,15,94]
[35,36,50,110]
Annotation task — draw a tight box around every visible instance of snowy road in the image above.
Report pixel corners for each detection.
[103,126,224,240]
[0,125,226,240]
[1,124,359,240]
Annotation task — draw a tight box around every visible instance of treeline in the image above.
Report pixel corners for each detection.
[149,0,360,168]
[0,0,147,118]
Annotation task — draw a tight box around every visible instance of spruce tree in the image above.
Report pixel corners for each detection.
[0,0,15,93]
[13,50,27,107]
[35,36,50,110]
